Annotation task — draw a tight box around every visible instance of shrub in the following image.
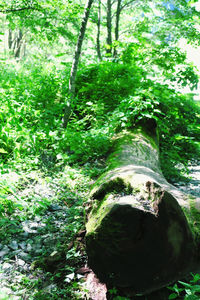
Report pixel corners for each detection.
[75,62,200,182]
[0,60,69,162]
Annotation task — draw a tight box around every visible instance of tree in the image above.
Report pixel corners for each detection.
[0,0,83,59]
[113,0,122,57]
[90,0,200,60]
[96,0,102,60]
[106,0,112,55]
[63,0,94,128]
[8,29,24,58]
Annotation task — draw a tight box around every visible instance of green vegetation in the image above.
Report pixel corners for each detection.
[168,273,200,299]
[0,0,200,298]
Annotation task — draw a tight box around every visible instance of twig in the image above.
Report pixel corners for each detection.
[0,6,37,13]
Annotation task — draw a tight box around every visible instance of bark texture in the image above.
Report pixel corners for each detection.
[96,0,102,61]
[86,121,200,295]
[8,29,23,58]
[63,0,94,128]
[113,0,121,57]
[106,0,112,55]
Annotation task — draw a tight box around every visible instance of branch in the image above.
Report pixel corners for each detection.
[120,0,137,12]
[0,6,37,13]
[111,0,117,5]
[119,28,131,37]
[101,1,106,9]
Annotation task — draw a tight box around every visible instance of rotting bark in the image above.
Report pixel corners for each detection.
[86,120,200,296]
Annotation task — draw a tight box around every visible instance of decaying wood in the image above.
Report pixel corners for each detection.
[85,120,200,295]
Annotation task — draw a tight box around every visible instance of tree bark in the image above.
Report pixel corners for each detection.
[14,29,23,58]
[8,29,23,58]
[106,0,112,55]
[96,0,102,61]
[8,29,13,49]
[86,120,200,295]
[63,0,94,128]
[113,0,121,57]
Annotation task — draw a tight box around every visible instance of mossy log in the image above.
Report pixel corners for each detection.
[85,121,200,295]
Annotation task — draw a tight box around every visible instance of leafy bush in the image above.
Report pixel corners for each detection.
[74,61,145,125]
[121,41,199,91]
[168,273,200,299]
[0,60,69,162]
[109,83,200,181]
[60,127,112,164]
[1,59,199,182]
[75,62,200,181]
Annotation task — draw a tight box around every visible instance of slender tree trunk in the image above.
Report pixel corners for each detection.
[8,29,12,49]
[23,40,26,57]
[63,0,94,128]
[86,120,200,295]
[8,29,23,58]
[96,0,102,61]
[106,0,112,55]
[113,0,121,57]
[14,29,23,58]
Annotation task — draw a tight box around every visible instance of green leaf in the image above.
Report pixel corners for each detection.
[190,285,200,292]
[0,148,8,154]
[168,293,178,299]
[86,102,93,106]
[184,295,199,300]
[55,53,67,57]
[185,289,192,295]
[56,153,63,160]
[179,281,192,288]
[191,273,200,283]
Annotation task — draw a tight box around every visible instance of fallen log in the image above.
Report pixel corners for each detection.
[85,120,200,295]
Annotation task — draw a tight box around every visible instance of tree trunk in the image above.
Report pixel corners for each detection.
[113,0,121,57]
[63,0,94,128]
[106,0,112,55]
[8,29,23,58]
[14,29,23,58]
[8,29,13,49]
[86,120,200,295]
[96,0,102,61]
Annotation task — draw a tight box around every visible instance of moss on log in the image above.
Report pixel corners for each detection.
[85,122,200,295]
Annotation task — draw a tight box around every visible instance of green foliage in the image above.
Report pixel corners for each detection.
[1,58,197,183]
[1,0,82,45]
[158,91,200,180]
[0,0,199,298]
[108,287,131,299]
[74,62,200,181]
[75,62,144,122]
[0,163,90,299]
[62,127,112,164]
[168,273,200,299]
[121,41,198,90]
[0,59,69,162]
[0,60,114,173]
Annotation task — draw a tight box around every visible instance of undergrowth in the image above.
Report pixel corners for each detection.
[0,161,92,299]
[0,58,199,299]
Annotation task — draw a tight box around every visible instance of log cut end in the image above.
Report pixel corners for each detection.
[86,183,195,294]
[85,127,197,295]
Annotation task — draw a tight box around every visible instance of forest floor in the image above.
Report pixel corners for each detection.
[0,161,199,300]
[175,163,200,198]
